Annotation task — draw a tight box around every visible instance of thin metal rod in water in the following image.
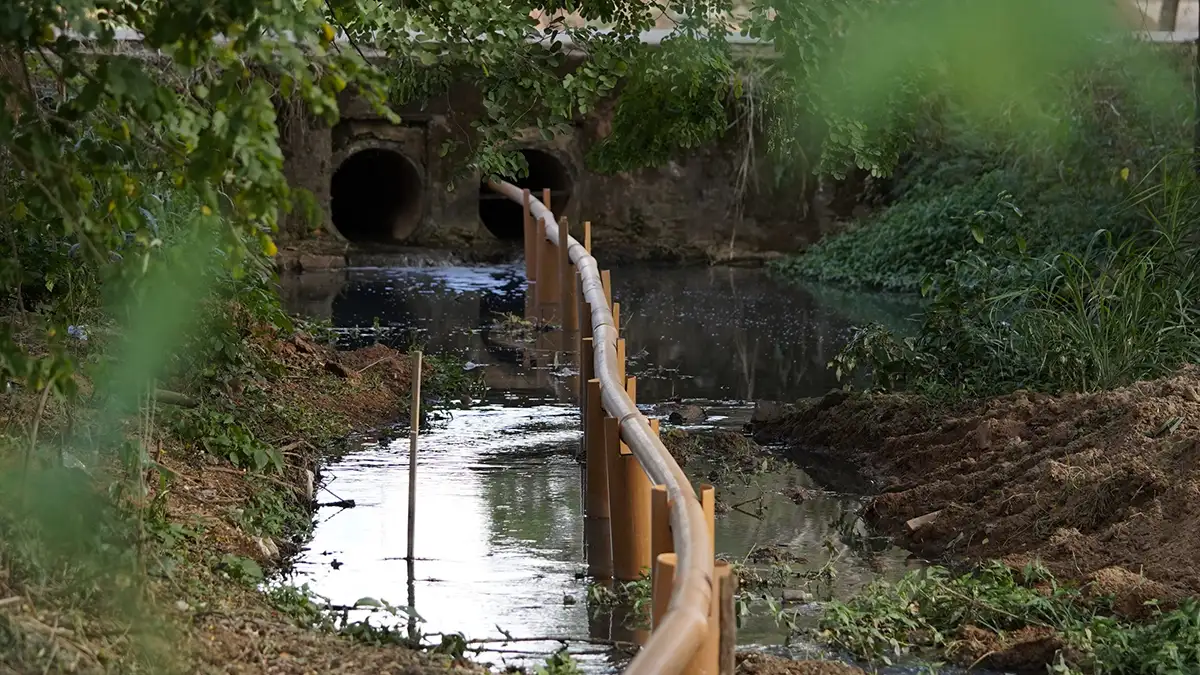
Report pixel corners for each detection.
[407,350,423,562]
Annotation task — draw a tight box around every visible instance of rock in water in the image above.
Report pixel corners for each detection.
[667,404,707,425]
[750,400,794,426]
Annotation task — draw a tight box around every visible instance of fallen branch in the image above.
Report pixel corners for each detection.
[732,505,763,520]
[318,499,356,509]
[356,355,396,375]
[0,596,22,609]
[207,466,304,497]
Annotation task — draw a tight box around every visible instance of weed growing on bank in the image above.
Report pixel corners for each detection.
[772,44,1189,294]
[819,562,1200,673]
[829,155,1200,399]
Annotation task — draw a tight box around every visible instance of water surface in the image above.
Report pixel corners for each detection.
[281,264,921,671]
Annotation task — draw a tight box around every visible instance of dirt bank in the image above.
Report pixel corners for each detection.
[754,368,1200,604]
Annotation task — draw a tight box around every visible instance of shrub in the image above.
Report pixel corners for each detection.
[831,157,1200,398]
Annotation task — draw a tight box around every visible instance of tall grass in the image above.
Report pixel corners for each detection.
[833,156,1200,398]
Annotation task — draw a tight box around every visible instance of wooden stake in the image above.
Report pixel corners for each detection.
[584,220,592,252]
[604,415,632,580]
[687,484,719,675]
[717,561,737,675]
[601,269,612,309]
[523,189,536,282]
[559,217,576,346]
[585,377,611,579]
[406,351,423,562]
[624,378,651,578]
[652,553,677,630]
[650,484,672,627]
[617,338,626,387]
[538,216,559,319]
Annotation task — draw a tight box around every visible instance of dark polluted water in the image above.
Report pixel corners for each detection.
[280,263,928,672]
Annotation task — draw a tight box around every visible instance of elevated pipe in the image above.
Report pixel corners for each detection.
[487,178,713,675]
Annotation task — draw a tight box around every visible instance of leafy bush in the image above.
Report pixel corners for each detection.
[773,47,1189,293]
[830,157,1200,398]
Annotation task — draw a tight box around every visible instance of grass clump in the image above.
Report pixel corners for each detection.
[830,157,1200,399]
[820,562,1200,673]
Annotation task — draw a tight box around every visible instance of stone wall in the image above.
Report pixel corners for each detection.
[280,79,827,262]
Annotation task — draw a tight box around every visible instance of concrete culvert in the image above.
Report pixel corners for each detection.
[479,149,572,241]
[331,148,424,243]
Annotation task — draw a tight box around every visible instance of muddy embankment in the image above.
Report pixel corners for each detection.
[752,368,1200,611]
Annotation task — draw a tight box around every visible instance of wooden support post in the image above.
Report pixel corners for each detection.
[559,217,576,349]
[577,296,591,401]
[623,378,651,579]
[584,220,592,252]
[580,335,594,427]
[543,187,552,213]
[717,561,737,675]
[700,484,716,550]
[604,415,633,581]
[617,337,629,387]
[612,302,620,335]
[686,484,719,675]
[523,189,536,282]
[406,351,423,562]
[650,484,671,628]
[652,552,676,630]
[601,269,612,309]
[585,378,612,579]
[538,215,559,320]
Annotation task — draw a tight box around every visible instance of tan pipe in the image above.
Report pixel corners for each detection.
[487,179,713,675]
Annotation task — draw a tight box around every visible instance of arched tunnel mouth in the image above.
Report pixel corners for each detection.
[479,149,573,241]
[331,148,424,243]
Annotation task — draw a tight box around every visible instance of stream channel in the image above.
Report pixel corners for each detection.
[279,263,925,673]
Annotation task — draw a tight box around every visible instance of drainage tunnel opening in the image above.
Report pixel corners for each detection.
[331,148,424,243]
[479,149,572,241]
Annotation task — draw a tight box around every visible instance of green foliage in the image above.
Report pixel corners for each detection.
[216,553,265,585]
[742,0,905,178]
[821,561,1200,674]
[830,157,1200,398]
[330,0,737,181]
[166,405,284,473]
[588,35,732,173]
[586,574,652,627]
[536,649,583,675]
[420,349,488,406]
[775,46,1188,293]
[265,583,337,630]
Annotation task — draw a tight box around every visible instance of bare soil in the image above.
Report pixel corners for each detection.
[736,652,863,674]
[754,367,1200,607]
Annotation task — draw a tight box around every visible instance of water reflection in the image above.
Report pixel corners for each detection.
[611,266,917,401]
[278,264,916,401]
[292,398,601,672]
